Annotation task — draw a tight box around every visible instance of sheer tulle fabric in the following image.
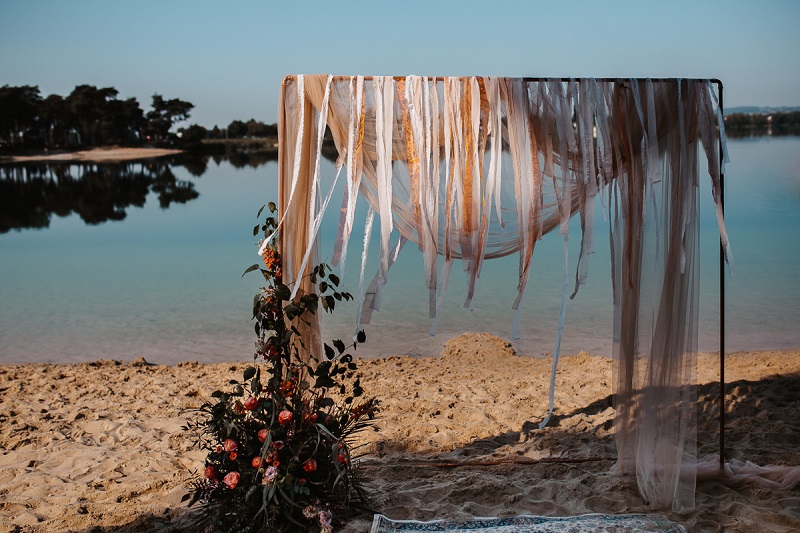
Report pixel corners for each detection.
[275,76,734,511]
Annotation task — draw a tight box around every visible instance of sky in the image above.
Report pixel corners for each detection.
[1,0,799,128]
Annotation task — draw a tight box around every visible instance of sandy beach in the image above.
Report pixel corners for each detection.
[1,333,798,532]
[1,147,182,164]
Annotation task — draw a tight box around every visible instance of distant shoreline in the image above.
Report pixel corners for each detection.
[0,146,183,164]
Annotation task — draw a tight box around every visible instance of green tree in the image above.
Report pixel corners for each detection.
[0,85,42,147]
[146,94,194,141]
[39,94,69,147]
[65,85,124,145]
[226,119,247,138]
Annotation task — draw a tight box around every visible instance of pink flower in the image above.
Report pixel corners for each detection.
[278,410,293,425]
[244,396,258,411]
[223,471,240,489]
[204,465,217,479]
[271,440,284,450]
[258,429,268,443]
[319,510,333,531]
[223,439,238,452]
[262,465,279,484]
[302,458,317,473]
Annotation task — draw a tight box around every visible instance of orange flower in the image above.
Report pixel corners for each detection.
[223,471,240,490]
[280,380,295,394]
[229,451,237,461]
[277,410,292,425]
[302,459,317,473]
[251,456,262,468]
[258,429,269,443]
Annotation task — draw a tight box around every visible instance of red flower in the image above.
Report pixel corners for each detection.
[258,429,269,443]
[229,452,238,461]
[233,401,245,415]
[302,459,317,473]
[278,410,293,425]
[223,471,240,489]
[204,465,217,479]
[244,396,258,411]
[271,440,284,450]
[223,439,238,452]
[338,454,348,465]
[251,456,262,468]
[298,477,307,485]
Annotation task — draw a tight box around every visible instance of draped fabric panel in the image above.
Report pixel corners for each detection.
[274,75,732,511]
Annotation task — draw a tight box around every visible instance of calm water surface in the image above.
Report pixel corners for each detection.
[1,137,799,364]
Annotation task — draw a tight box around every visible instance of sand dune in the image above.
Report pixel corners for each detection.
[1,334,798,532]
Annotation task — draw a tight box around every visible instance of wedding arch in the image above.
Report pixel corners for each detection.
[265,75,733,512]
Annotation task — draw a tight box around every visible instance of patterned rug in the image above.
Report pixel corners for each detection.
[370,513,687,532]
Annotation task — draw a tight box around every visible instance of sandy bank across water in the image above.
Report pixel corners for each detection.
[1,147,182,163]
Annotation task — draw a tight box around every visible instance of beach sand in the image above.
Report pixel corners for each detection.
[1,333,798,532]
[1,147,182,163]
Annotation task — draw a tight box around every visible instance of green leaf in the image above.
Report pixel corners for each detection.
[333,339,346,354]
[328,273,340,286]
[253,224,260,236]
[325,295,335,312]
[324,344,335,360]
[356,330,367,343]
[243,366,257,381]
[274,283,291,300]
[241,263,260,278]
[315,376,335,389]
[319,281,328,293]
[268,201,277,213]
[211,390,223,398]
[257,204,266,218]
[333,292,342,301]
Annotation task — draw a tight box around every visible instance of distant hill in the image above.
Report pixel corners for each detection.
[725,106,800,115]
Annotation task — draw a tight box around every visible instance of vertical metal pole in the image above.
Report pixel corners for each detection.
[718,81,726,469]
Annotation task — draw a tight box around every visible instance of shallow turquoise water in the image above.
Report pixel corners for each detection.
[1,136,798,364]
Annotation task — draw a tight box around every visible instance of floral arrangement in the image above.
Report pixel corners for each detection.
[183,202,379,532]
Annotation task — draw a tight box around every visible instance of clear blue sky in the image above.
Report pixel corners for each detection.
[1,0,798,127]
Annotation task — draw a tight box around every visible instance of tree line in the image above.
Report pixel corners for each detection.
[724,111,800,134]
[0,84,278,152]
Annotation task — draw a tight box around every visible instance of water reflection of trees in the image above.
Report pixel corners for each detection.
[0,145,340,233]
[0,161,199,232]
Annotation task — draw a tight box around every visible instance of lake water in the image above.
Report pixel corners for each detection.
[1,136,799,364]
